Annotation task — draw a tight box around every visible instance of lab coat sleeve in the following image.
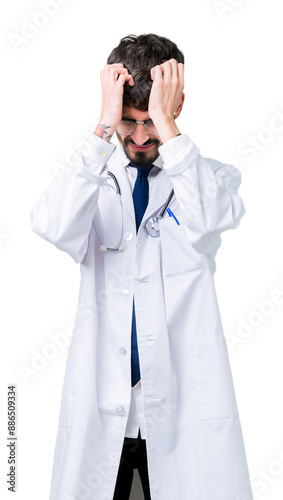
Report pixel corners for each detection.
[158,134,246,255]
[30,133,116,263]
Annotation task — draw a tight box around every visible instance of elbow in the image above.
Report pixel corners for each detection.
[30,207,86,264]
[190,231,222,255]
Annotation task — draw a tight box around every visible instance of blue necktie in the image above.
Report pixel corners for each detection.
[130,163,153,386]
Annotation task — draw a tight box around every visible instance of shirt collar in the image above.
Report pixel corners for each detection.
[116,141,164,170]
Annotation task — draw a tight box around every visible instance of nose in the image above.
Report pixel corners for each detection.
[131,123,150,145]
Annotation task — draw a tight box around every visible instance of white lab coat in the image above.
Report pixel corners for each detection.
[30,132,254,500]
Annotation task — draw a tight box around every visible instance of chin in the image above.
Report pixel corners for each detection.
[125,149,159,169]
[117,132,160,168]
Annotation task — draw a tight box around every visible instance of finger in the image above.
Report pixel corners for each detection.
[100,66,116,86]
[151,64,162,81]
[177,62,184,74]
[177,63,185,87]
[116,69,134,86]
[125,74,135,86]
[159,60,172,82]
[102,64,124,80]
[105,63,124,69]
[108,67,126,83]
[151,65,162,81]
[115,72,128,89]
[115,68,134,86]
[170,59,178,82]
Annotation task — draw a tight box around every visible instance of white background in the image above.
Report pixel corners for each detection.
[1,0,283,498]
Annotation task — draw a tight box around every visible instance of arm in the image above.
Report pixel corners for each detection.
[158,134,245,255]
[149,59,245,255]
[30,134,115,263]
[30,64,134,263]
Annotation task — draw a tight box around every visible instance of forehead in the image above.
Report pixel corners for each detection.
[122,106,150,121]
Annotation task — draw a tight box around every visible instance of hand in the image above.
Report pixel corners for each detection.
[94,64,134,142]
[148,59,184,142]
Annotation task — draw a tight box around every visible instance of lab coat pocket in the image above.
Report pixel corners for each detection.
[159,214,207,278]
[193,335,239,420]
[58,344,87,428]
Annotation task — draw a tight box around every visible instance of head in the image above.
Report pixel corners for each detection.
[107,33,185,168]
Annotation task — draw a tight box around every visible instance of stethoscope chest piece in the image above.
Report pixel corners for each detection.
[94,171,175,250]
[145,217,160,237]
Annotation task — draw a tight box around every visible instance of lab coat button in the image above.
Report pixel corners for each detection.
[119,347,127,356]
[116,405,125,415]
[124,232,133,241]
[100,150,107,157]
[172,146,179,153]
[121,289,130,299]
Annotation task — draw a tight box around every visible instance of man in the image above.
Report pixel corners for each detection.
[30,34,254,500]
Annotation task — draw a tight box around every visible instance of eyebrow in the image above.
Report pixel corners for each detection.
[121,116,153,123]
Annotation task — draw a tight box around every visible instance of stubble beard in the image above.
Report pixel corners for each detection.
[117,133,161,169]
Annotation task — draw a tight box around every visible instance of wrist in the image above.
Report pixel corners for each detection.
[93,121,116,143]
[154,117,180,144]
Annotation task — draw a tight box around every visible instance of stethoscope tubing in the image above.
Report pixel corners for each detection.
[158,189,174,218]
[92,170,174,251]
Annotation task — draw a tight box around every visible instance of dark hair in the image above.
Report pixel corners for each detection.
[107,33,184,111]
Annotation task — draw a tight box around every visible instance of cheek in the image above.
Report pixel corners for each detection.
[116,132,125,146]
[123,137,134,148]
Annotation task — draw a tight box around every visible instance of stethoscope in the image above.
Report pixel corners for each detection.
[92,171,178,252]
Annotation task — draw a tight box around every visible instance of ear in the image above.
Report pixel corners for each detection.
[174,92,185,119]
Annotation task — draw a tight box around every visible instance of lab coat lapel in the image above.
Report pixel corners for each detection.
[107,143,135,223]
[144,167,174,223]
[107,142,174,226]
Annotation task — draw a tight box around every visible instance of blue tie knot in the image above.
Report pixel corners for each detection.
[129,163,154,178]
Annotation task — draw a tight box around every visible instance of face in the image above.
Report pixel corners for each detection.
[116,106,162,169]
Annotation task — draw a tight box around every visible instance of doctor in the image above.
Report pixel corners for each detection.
[30,34,254,500]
